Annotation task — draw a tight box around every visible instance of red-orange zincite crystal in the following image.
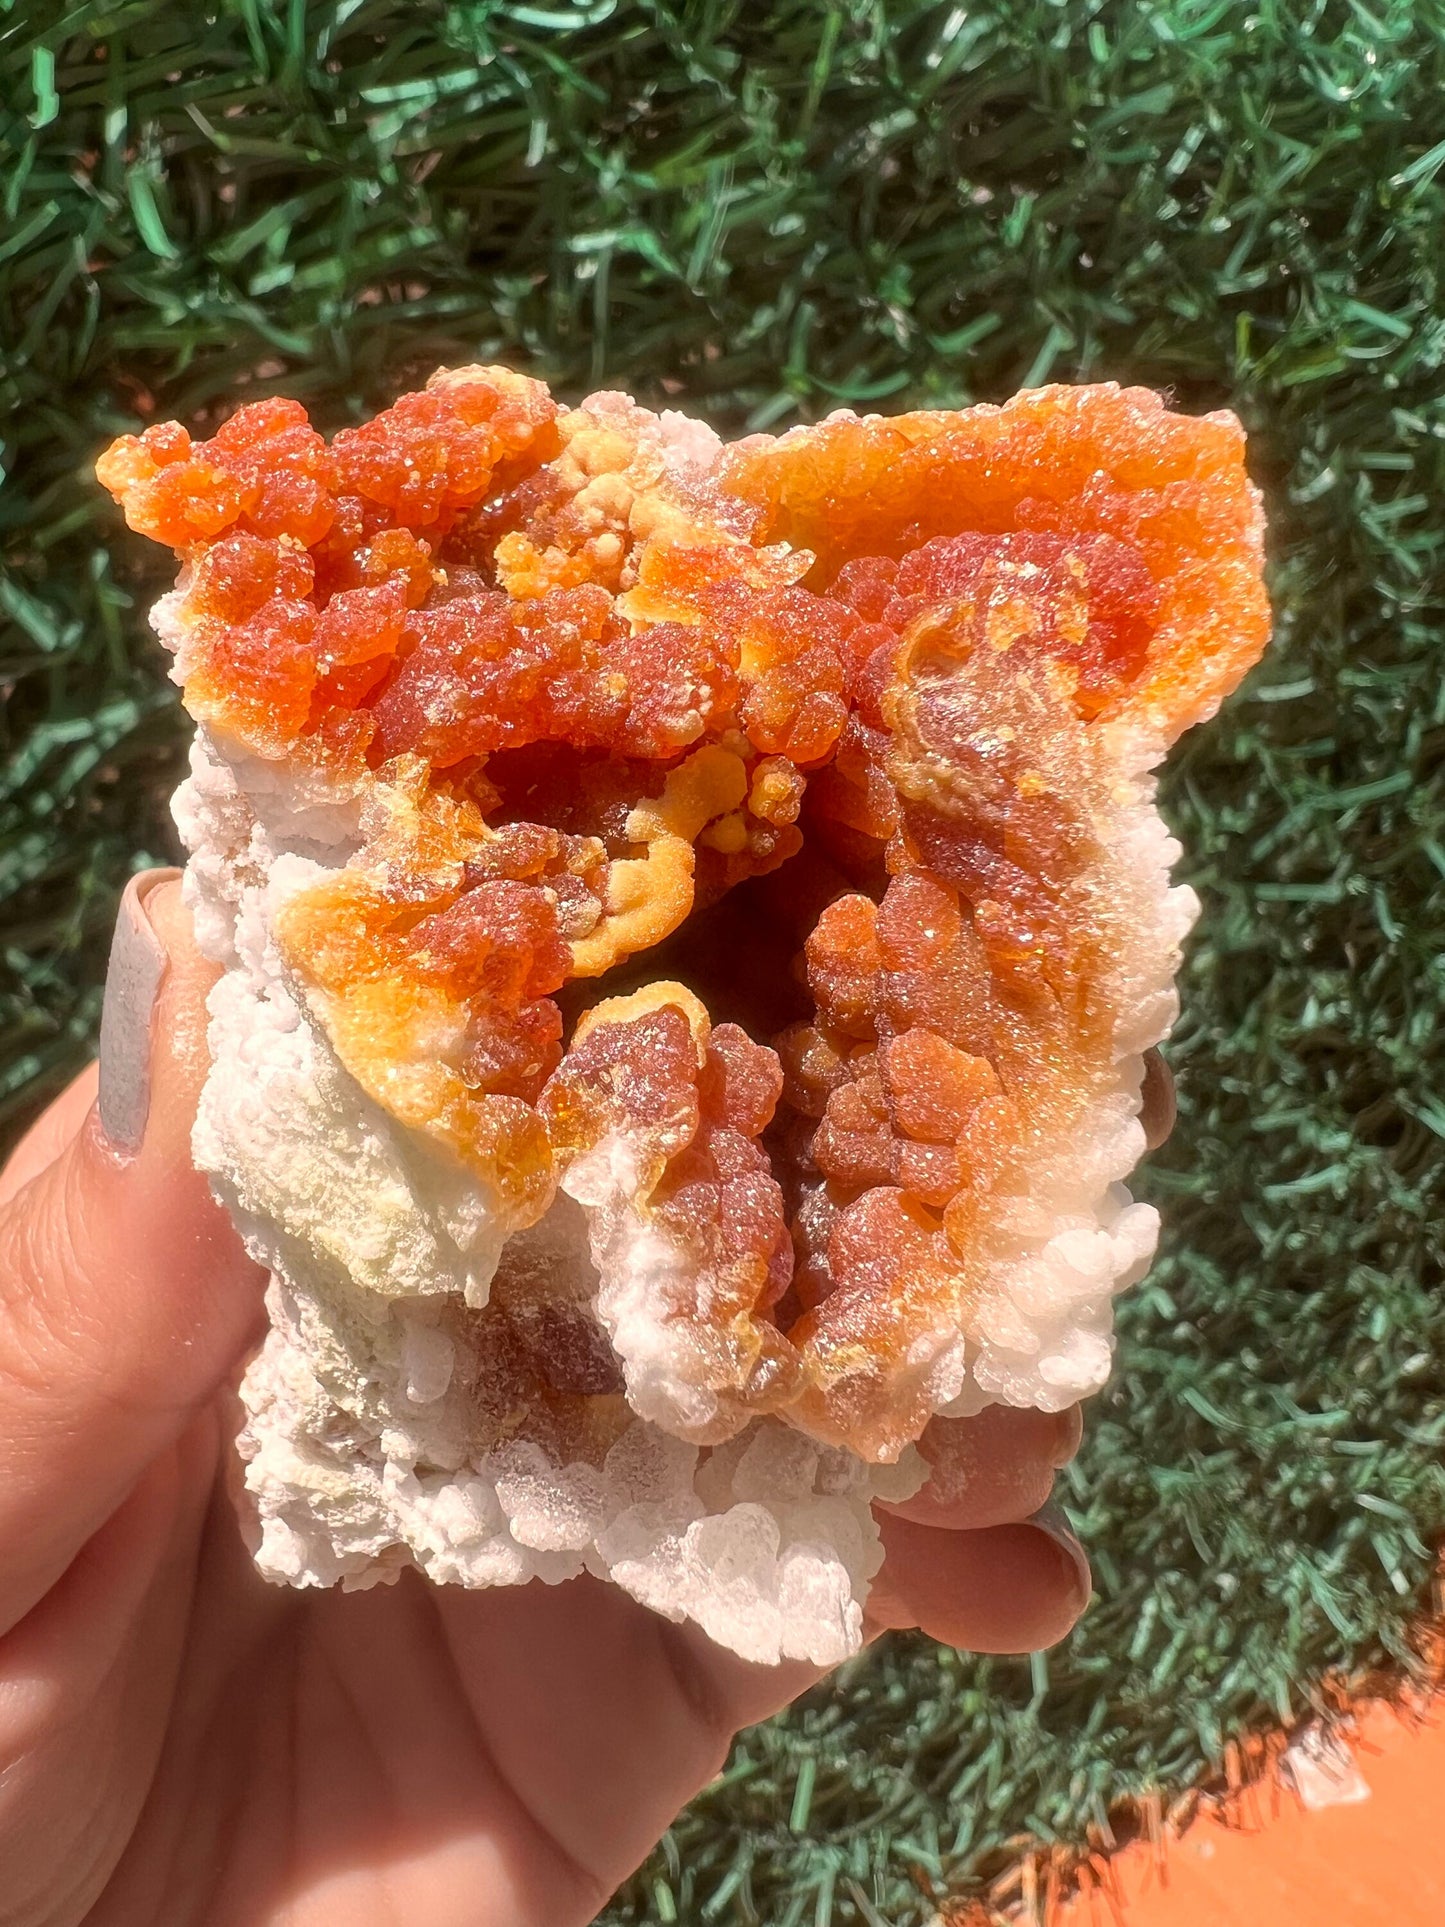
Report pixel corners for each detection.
[100,369,1269,1460]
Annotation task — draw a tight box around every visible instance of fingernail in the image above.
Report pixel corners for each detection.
[1025,1499,1092,1613]
[1049,1405,1085,1469]
[1140,1047,1177,1152]
[98,869,180,1153]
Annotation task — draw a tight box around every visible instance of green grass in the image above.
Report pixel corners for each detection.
[4,1,1445,1919]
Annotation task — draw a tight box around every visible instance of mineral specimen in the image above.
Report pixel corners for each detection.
[99,371,1268,1662]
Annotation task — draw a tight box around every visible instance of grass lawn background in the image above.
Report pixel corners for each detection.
[3,3,1444,1920]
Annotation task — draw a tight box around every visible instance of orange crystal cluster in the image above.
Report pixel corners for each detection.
[100,371,1268,1459]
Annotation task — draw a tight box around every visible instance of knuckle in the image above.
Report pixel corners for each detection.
[0,1158,111,1406]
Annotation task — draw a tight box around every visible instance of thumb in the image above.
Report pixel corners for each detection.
[0,870,264,1633]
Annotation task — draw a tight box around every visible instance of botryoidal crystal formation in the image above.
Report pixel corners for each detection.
[99,371,1268,1662]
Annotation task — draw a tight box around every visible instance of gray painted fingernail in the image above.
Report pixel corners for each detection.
[98,870,178,1153]
[1025,1498,1092,1611]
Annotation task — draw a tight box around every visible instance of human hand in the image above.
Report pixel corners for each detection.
[0,872,1124,1927]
